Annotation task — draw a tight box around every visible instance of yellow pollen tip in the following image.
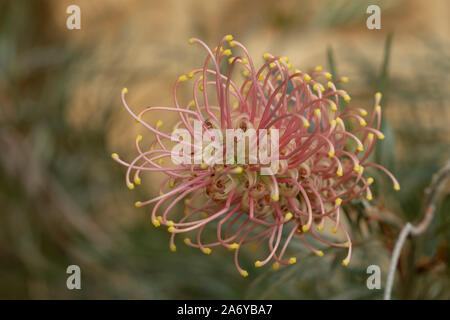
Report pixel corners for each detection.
[317,224,324,231]
[332,227,338,234]
[336,169,343,177]
[111,153,119,160]
[240,270,248,277]
[303,120,310,128]
[375,92,382,100]
[228,57,235,64]
[262,53,271,60]
[136,134,143,142]
[233,166,243,174]
[325,72,332,79]
[122,87,128,94]
[230,243,239,250]
[289,257,297,264]
[341,76,349,83]
[187,72,195,79]
[284,212,293,221]
[375,105,381,112]
[133,176,141,184]
[167,221,174,227]
[225,34,233,41]
[304,74,311,82]
[229,40,236,47]
[357,145,364,152]
[127,182,134,190]
[178,75,187,82]
[335,198,343,206]
[269,62,276,69]
[330,102,338,111]
[328,151,335,158]
[157,216,163,221]
[294,68,301,74]
[360,119,367,127]
[316,250,324,257]
[366,194,373,201]
[360,109,368,116]
[184,198,191,204]
[152,219,160,227]
[314,108,321,117]
[202,248,212,255]
[272,262,280,271]
[170,244,176,252]
[344,95,351,102]
[168,226,175,233]
[188,38,195,44]
[315,66,323,72]
[354,165,361,172]
[156,120,163,128]
[223,49,232,56]
[368,133,374,141]
[241,58,248,64]
[200,163,207,169]
[272,194,279,202]
[302,225,310,233]
[134,201,142,208]
[342,259,350,267]
[254,260,262,267]
[377,132,385,140]
[287,63,292,69]
[258,74,264,81]
[242,70,249,77]
[394,183,400,191]
[367,177,374,184]
[184,238,191,245]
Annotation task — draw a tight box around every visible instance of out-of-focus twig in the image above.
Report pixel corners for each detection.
[384,160,450,300]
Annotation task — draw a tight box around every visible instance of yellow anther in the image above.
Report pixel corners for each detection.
[330,119,337,126]
[201,247,212,255]
[377,132,385,140]
[394,183,400,191]
[332,227,338,234]
[158,158,164,165]
[336,168,343,177]
[242,70,249,77]
[293,68,301,74]
[152,218,160,227]
[342,258,350,267]
[178,75,187,82]
[230,243,239,250]
[199,85,204,91]
[262,53,271,60]
[375,105,381,112]
[344,241,350,248]
[134,176,141,185]
[184,208,189,216]
[233,102,239,109]
[127,182,134,190]
[314,108,321,117]
[284,212,293,222]
[302,225,310,233]
[122,87,128,94]
[324,72,332,79]
[289,257,297,264]
[254,260,262,267]
[335,198,343,206]
[111,153,119,160]
[187,71,195,79]
[157,216,162,221]
[201,212,208,219]
[287,63,292,69]
[232,166,243,174]
[313,84,319,92]
[167,220,174,227]
[200,163,207,169]
[367,177,374,184]
[344,95,351,102]
[188,38,195,44]
[316,250,324,257]
[368,133,374,141]
[341,76,349,83]
[277,74,282,81]
[229,40,237,47]
[357,145,364,152]
[375,92,382,100]
[258,73,264,81]
[269,62,276,69]
[188,100,195,107]
[354,165,361,172]
[184,198,191,204]
[134,201,142,208]
[168,226,175,233]
[329,102,338,112]
[272,194,279,202]
[228,57,235,64]
[272,262,280,271]
[303,120,310,128]
[184,238,191,245]
[223,49,232,56]
[136,134,143,142]
[317,224,324,231]
[156,120,163,128]
[366,193,373,201]
[304,74,311,82]
[315,65,323,72]
[240,270,248,277]
[328,151,335,158]
[360,109,368,116]
[327,81,333,89]
[225,34,233,41]
[170,244,177,252]
[359,119,367,127]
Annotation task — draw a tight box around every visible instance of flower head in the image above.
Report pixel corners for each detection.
[112,35,399,276]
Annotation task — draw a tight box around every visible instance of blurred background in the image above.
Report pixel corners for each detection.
[0,0,449,299]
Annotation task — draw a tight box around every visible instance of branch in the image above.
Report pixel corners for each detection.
[384,160,450,300]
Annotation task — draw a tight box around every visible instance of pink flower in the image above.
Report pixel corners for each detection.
[112,35,400,277]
